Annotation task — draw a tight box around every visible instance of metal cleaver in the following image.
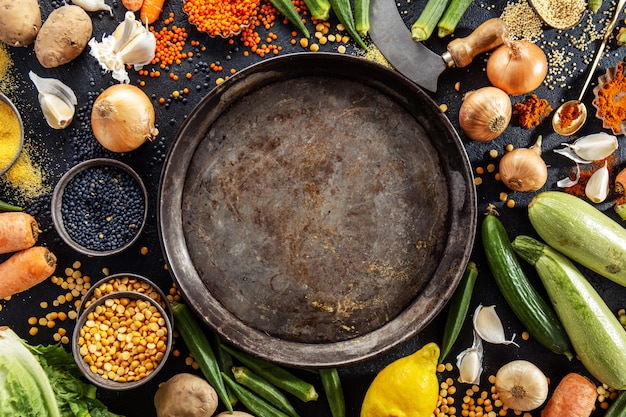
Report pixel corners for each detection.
[369,0,508,92]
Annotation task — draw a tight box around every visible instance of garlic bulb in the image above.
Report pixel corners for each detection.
[459,87,512,142]
[89,11,156,83]
[494,360,549,411]
[28,71,77,130]
[456,331,483,385]
[473,305,517,345]
[554,132,618,164]
[72,0,113,16]
[585,161,610,203]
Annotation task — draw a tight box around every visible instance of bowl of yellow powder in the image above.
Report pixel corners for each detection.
[0,93,23,176]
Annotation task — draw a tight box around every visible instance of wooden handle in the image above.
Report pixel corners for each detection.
[445,18,508,68]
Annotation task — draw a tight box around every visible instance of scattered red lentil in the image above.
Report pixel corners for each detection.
[150,13,189,72]
[183,0,261,38]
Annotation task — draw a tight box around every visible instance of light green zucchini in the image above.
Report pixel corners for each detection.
[528,191,626,287]
[512,235,626,390]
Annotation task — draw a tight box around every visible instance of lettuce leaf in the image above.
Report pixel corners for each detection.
[0,327,124,417]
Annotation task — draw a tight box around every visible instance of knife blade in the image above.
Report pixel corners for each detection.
[369,0,508,92]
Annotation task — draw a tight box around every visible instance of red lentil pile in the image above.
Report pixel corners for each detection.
[183,0,261,38]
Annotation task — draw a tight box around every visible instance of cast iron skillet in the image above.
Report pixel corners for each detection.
[158,52,476,367]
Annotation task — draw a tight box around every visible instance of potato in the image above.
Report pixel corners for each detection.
[0,0,41,47]
[34,5,92,68]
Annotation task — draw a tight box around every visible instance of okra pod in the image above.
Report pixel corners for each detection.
[270,0,311,38]
[588,0,602,12]
[304,0,331,20]
[319,368,345,417]
[411,0,451,41]
[232,366,300,417]
[437,0,473,38]
[171,302,234,412]
[354,0,370,37]
[0,199,22,212]
[222,344,319,402]
[222,373,293,417]
[328,0,368,49]
[439,260,478,363]
[209,332,239,406]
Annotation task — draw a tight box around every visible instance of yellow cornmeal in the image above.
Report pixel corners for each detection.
[0,99,21,173]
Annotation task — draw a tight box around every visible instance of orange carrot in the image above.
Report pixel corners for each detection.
[0,212,39,255]
[0,246,57,299]
[140,0,165,24]
[541,373,598,417]
[122,0,144,12]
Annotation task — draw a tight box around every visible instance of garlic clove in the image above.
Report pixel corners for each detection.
[585,161,610,203]
[119,30,156,68]
[72,0,113,16]
[28,71,77,130]
[472,304,518,345]
[557,163,581,188]
[570,132,618,161]
[554,146,592,164]
[456,331,483,385]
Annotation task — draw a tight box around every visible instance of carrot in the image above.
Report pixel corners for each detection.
[541,373,598,417]
[140,0,165,24]
[0,246,57,299]
[122,0,144,12]
[0,212,39,255]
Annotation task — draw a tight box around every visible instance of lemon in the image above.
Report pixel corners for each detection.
[360,342,440,417]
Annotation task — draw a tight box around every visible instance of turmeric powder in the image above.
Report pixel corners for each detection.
[594,61,626,134]
[513,94,552,129]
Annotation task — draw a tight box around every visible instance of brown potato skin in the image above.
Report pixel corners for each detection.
[0,0,41,47]
[34,5,92,68]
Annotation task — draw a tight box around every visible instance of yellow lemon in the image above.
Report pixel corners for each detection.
[360,342,440,417]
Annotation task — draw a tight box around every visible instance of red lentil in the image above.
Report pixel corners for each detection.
[183,0,261,38]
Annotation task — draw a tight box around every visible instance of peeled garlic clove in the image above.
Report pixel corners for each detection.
[570,132,618,161]
[585,161,610,203]
[28,71,77,130]
[472,304,517,345]
[72,0,113,15]
[456,331,483,385]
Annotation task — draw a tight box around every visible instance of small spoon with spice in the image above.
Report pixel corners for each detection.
[552,0,626,136]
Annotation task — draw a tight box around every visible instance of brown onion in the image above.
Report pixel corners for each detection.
[91,84,158,153]
[499,136,548,192]
[459,86,512,142]
[487,40,548,96]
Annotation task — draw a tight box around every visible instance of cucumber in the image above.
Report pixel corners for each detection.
[606,390,626,417]
[512,235,626,390]
[528,191,626,287]
[481,212,573,359]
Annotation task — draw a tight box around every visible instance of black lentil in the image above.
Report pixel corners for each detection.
[61,164,145,251]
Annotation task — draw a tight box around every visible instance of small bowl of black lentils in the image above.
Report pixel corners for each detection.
[51,158,148,256]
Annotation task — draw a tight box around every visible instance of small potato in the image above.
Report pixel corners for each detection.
[0,0,41,47]
[34,5,92,68]
[154,373,219,417]
[214,412,255,417]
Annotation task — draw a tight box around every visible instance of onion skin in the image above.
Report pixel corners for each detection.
[459,86,512,142]
[499,137,547,192]
[91,84,158,153]
[487,40,548,96]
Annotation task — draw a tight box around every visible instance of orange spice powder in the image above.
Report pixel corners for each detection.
[594,61,626,134]
[513,94,553,129]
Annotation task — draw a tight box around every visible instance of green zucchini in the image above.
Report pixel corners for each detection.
[605,390,626,417]
[528,191,626,287]
[512,235,626,390]
[481,211,573,359]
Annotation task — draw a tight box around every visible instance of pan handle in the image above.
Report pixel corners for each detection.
[442,18,509,68]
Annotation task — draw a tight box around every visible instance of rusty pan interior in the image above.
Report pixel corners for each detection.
[158,53,476,367]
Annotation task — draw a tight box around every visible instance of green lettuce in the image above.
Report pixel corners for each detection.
[0,327,124,417]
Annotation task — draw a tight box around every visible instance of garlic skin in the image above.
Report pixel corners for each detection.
[72,0,113,16]
[557,163,581,188]
[472,304,517,345]
[456,331,483,385]
[89,11,156,83]
[459,87,512,142]
[494,360,549,411]
[585,161,610,203]
[28,71,77,130]
[555,132,618,163]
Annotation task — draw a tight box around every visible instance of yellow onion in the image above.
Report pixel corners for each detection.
[494,360,549,411]
[459,86,512,142]
[91,84,158,153]
[487,40,548,96]
[499,136,548,192]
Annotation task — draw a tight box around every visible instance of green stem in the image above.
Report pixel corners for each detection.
[0,199,23,212]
